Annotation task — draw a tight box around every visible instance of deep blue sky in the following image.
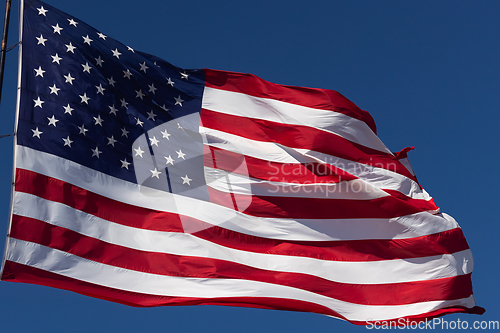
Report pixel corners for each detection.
[0,1,498,332]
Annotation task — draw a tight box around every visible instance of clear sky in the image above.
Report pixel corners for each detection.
[0,1,498,332]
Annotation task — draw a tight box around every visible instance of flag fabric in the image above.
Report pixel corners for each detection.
[0,0,484,325]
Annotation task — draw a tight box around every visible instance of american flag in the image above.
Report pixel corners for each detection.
[1,0,484,325]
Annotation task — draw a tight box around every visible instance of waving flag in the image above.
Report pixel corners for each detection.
[1,0,483,325]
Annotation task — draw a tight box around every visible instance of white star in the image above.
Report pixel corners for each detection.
[107,136,117,146]
[149,136,159,146]
[181,175,192,185]
[180,72,189,80]
[33,97,44,108]
[127,46,134,53]
[161,104,169,112]
[82,35,93,45]
[82,62,92,73]
[68,18,78,27]
[160,129,171,140]
[95,56,104,67]
[96,83,105,95]
[134,146,145,158]
[139,62,149,73]
[37,6,48,16]
[148,83,157,94]
[78,124,88,135]
[52,24,63,34]
[135,89,144,99]
[49,84,60,95]
[32,127,42,138]
[150,168,162,179]
[97,32,107,40]
[123,69,132,79]
[47,115,59,127]
[63,104,74,115]
[120,159,130,169]
[164,155,174,165]
[79,92,90,104]
[135,117,144,127]
[36,34,47,46]
[176,149,186,160]
[120,98,128,109]
[92,147,102,158]
[177,123,183,130]
[174,95,184,107]
[34,66,45,77]
[108,104,118,115]
[51,53,62,64]
[167,77,174,86]
[62,136,73,147]
[121,127,129,137]
[107,77,116,86]
[147,110,157,121]
[111,48,121,59]
[65,42,76,53]
[64,73,75,85]
[93,114,104,126]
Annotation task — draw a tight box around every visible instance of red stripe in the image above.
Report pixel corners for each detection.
[9,216,475,306]
[204,146,436,213]
[15,168,185,233]
[205,146,357,184]
[191,222,469,262]
[384,189,438,213]
[201,109,416,181]
[207,186,434,219]
[15,167,432,226]
[1,260,343,318]
[203,68,377,134]
[15,169,469,261]
[1,261,484,324]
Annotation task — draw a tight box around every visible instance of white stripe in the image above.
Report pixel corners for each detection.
[204,166,389,200]
[202,87,391,154]
[295,212,459,241]
[6,238,477,322]
[399,157,416,176]
[201,127,431,201]
[13,192,473,285]
[16,146,456,241]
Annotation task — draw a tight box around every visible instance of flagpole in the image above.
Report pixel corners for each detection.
[0,0,11,106]
[0,0,19,278]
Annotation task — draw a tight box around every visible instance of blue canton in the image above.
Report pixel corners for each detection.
[18,0,205,187]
